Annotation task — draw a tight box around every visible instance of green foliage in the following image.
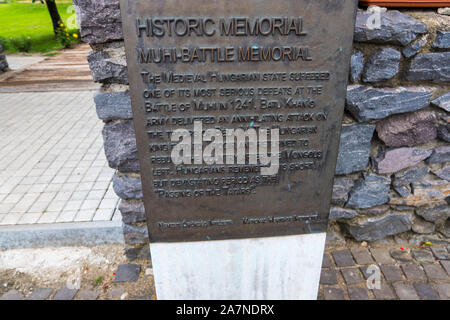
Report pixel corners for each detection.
[0,1,80,53]
[94,276,103,286]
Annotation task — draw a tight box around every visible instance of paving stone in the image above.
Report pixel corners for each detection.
[402,264,427,281]
[380,265,404,281]
[434,283,450,299]
[360,265,379,280]
[372,281,396,300]
[348,287,370,300]
[441,260,450,276]
[320,270,338,285]
[52,286,78,300]
[341,268,364,285]
[114,264,141,282]
[0,289,24,300]
[351,247,375,265]
[76,288,100,300]
[26,288,53,300]
[431,247,450,260]
[393,283,419,300]
[107,286,125,299]
[332,250,355,267]
[412,250,435,263]
[362,48,401,82]
[371,248,395,264]
[413,283,439,300]
[323,288,345,300]
[322,254,332,268]
[423,264,448,280]
[390,249,413,263]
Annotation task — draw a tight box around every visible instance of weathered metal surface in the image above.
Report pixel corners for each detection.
[119,0,357,243]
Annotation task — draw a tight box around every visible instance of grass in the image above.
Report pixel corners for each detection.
[0,1,80,53]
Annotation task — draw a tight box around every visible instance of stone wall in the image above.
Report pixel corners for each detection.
[73,0,450,260]
[0,44,8,74]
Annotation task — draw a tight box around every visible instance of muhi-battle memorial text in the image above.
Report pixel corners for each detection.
[120,0,357,243]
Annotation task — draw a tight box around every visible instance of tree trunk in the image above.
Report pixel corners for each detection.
[45,0,62,35]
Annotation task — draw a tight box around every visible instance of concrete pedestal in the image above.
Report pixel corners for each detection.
[150,233,326,300]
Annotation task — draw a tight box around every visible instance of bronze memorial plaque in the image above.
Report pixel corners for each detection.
[119,0,358,242]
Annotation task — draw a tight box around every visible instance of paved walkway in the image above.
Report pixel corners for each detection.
[0,91,120,226]
[0,243,448,300]
[319,244,450,300]
[0,43,98,92]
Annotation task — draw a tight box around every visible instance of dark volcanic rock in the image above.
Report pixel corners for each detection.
[346,174,391,209]
[122,223,148,245]
[354,10,427,46]
[412,218,435,234]
[332,177,355,206]
[373,147,432,174]
[335,124,375,175]
[394,165,429,187]
[346,85,431,122]
[431,92,450,112]
[407,53,450,82]
[416,205,450,223]
[87,50,128,84]
[395,185,412,198]
[345,213,412,241]
[432,165,450,181]
[375,111,437,147]
[102,120,139,172]
[73,0,123,44]
[437,125,450,142]
[94,91,132,121]
[390,180,450,207]
[432,30,450,49]
[113,174,143,200]
[119,200,146,224]
[428,146,450,164]
[329,207,357,220]
[403,36,428,58]
[350,51,364,82]
[362,48,401,82]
